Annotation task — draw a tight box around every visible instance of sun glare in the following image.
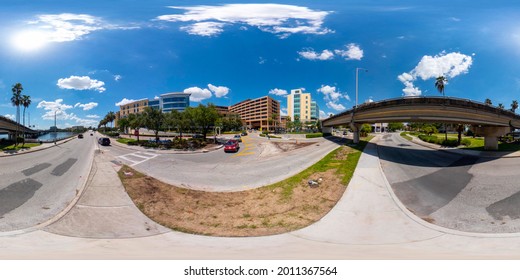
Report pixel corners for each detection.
[11,30,49,52]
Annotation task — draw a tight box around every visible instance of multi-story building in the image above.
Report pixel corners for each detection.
[159,92,190,113]
[311,101,319,120]
[118,99,149,119]
[287,88,318,122]
[115,93,191,127]
[229,96,280,131]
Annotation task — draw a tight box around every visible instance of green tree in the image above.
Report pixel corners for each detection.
[511,100,518,113]
[498,103,505,109]
[11,83,23,146]
[127,113,144,141]
[360,123,372,137]
[387,122,404,132]
[484,98,492,105]
[117,117,130,134]
[188,103,219,139]
[21,95,31,147]
[435,76,448,141]
[142,107,165,142]
[105,111,116,128]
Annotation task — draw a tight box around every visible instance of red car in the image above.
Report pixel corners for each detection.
[224,139,240,152]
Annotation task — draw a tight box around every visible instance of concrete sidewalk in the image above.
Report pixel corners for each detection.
[2,134,520,258]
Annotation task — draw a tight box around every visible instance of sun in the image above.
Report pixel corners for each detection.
[11,30,49,52]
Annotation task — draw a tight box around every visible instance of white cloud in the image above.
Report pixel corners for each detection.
[334,43,364,60]
[4,114,15,120]
[319,110,327,119]
[184,87,212,102]
[157,4,333,38]
[57,76,106,92]
[298,49,334,61]
[74,102,98,111]
[86,114,100,119]
[114,75,122,81]
[326,101,346,111]
[318,85,350,112]
[280,107,288,116]
[180,22,226,36]
[269,88,288,96]
[37,99,98,126]
[115,98,136,106]
[17,13,138,44]
[398,51,473,96]
[207,84,230,98]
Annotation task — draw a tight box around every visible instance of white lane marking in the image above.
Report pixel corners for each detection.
[117,152,158,166]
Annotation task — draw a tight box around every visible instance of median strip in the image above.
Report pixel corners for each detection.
[118,137,372,237]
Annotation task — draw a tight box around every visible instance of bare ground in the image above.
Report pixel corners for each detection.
[119,145,354,237]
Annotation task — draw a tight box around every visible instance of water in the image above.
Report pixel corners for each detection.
[37,132,74,141]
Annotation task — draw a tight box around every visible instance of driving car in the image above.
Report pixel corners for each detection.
[224,139,240,152]
[98,137,111,146]
[233,134,242,142]
[240,131,248,136]
[78,133,84,138]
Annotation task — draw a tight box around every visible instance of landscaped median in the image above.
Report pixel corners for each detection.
[400,131,520,151]
[118,137,372,237]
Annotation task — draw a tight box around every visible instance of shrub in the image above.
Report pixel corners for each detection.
[441,139,459,147]
[306,133,323,138]
[105,132,120,137]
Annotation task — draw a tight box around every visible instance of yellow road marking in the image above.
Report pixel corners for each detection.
[232,151,255,157]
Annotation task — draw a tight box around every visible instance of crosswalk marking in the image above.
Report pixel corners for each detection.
[117,151,158,166]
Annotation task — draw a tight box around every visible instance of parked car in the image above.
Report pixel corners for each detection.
[98,137,111,146]
[233,134,242,142]
[224,139,240,152]
[78,133,84,139]
[240,131,248,136]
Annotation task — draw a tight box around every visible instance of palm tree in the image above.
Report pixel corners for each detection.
[498,103,505,109]
[511,100,518,113]
[21,95,31,147]
[11,83,23,146]
[484,98,492,105]
[105,111,116,128]
[435,76,448,141]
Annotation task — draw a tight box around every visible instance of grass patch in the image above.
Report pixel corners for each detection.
[119,136,372,237]
[117,138,137,145]
[400,132,412,141]
[1,143,41,151]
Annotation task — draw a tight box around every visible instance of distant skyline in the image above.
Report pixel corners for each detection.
[2,1,520,129]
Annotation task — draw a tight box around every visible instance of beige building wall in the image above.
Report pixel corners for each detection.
[288,89,312,122]
[115,99,149,127]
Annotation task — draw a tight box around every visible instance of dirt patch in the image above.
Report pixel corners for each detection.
[271,141,316,152]
[258,141,316,158]
[120,162,346,237]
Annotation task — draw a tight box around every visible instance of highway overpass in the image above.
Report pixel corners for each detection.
[0,115,37,138]
[322,96,520,150]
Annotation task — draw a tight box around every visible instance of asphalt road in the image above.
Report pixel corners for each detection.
[378,133,520,233]
[0,134,95,232]
[102,134,343,191]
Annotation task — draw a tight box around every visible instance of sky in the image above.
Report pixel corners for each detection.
[1,0,520,129]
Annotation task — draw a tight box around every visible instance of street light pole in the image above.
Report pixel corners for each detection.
[355,67,368,109]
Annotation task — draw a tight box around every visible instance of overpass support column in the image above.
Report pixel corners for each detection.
[350,123,361,144]
[472,126,510,150]
[321,126,332,134]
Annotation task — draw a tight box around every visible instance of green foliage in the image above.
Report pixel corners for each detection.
[387,122,404,132]
[441,139,458,147]
[105,132,120,137]
[305,132,323,138]
[400,132,412,141]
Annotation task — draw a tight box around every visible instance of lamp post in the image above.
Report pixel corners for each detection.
[355,67,368,109]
